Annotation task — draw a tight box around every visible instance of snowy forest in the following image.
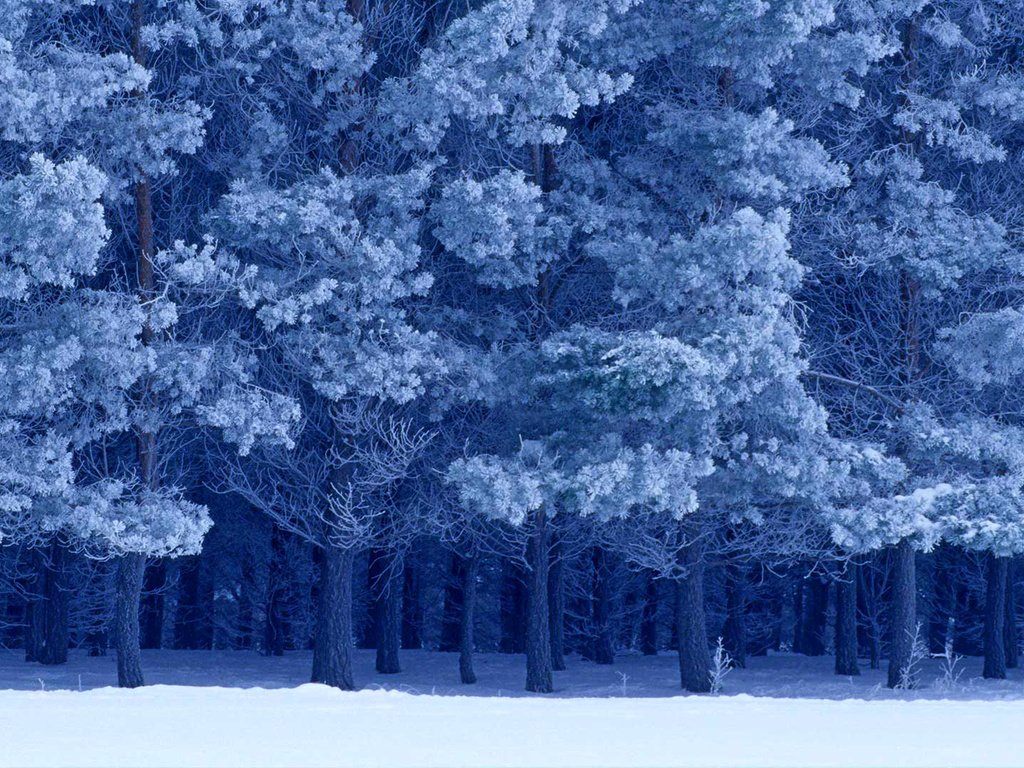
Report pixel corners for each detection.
[9,0,1024,729]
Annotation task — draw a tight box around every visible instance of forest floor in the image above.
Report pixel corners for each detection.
[2,649,1024,766]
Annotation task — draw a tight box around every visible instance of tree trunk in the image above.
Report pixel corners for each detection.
[140,559,165,649]
[401,558,423,650]
[264,527,288,656]
[311,547,355,690]
[459,555,478,684]
[374,550,402,674]
[675,535,711,693]
[640,571,658,656]
[500,562,527,654]
[984,553,1008,680]
[439,553,464,653]
[525,506,553,693]
[548,536,566,670]
[1006,559,1018,669]
[887,539,917,689]
[800,575,829,656]
[721,561,747,668]
[115,553,146,688]
[25,542,70,665]
[589,546,614,665]
[834,564,860,676]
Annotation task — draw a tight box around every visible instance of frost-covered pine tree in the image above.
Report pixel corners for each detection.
[1,0,299,687]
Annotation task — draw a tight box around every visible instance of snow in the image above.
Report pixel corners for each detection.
[2,650,1024,766]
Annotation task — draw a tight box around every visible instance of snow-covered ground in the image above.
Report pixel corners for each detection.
[3,649,1024,766]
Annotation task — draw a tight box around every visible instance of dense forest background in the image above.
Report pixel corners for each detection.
[4,0,1024,695]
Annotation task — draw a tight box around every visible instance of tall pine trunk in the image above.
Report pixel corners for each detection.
[311,547,355,690]
[548,536,566,670]
[834,563,860,676]
[140,560,165,649]
[586,546,614,665]
[675,534,711,693]
[459,555,478,685]
[983,553,1008,679]
[524,506,553,693]
[401,559,423,650]
[721,561,747,668]
[640,571,658,656]
[374,550,402,674]
[887,539,917,688]
[25,542,70,665]
[1006,559,1018,669]
[115,553,146,688]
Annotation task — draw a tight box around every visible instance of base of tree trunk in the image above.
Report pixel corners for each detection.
[984,554,1008,680]
[311,547,356,691]
[459,556,478,685]
[525,507,553,693]
[675,537,711,693]
[835,564,860,676]
[886,540,917,689]
[115,553,146,688]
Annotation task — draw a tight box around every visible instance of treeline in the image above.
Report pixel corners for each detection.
[3,0,1024,694]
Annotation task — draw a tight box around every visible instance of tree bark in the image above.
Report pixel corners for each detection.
[721,561,747,668]
[439,553,464,653]
[524,506,553,693]
[675,535,711,693]
[499,562,527,654]
[311,546,356,690]
[401,558,423,650]
[800,575,829,656]
[887,539,917,689]
[374,550,402,674]
[459,555,478,685]
[984,553,1008,680]
[115,553,146,688]
[834,564,860,676]
[140,560,165,649]
[263,527,288,656]
[588,546,614,665]
[25,542,70,665]
[548,536,566,670]
[640,571,658,656]
[1006,559,1018,669]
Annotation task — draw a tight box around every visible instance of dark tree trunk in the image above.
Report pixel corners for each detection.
[835,564,860,676]
[140,559,165,649]
[374,550,402,674]
[800,575,829,657]
[460,555,478,684]
[928,544,956,654]
[115,553,146,688]
[173,556,210,650]
[548,537,565,671]
[588,546,614,665]
[640,571,658,656]
[1006,559,1018,669]
[500,562,527,654]
[721,561,747,668]
[25,543,70,665]
[311,547,355,690]
[358,549,384,649]
[439,554,464,653]
[675,536,711,693]
[857,561,881,669]
[887,539,917,689]
[791,577,805,655]
[525,507,553,693]
[401,558,423,650]
[984,553,1009,680]
[264,528,288,656]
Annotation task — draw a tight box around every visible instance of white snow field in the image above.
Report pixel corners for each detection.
[3,649,1024,767]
